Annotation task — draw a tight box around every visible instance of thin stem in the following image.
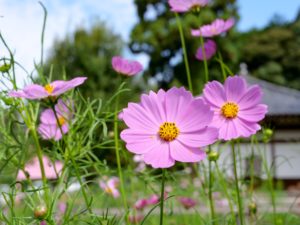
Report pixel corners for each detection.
[218,52,227,81]
[208,159,216,225]
[159,169,166,225]
[231,141,244,225]
[175,13,193,93]
[31,127,49,203]
[215,162,236,224]
[114,93,128,213]
[50,105,93,214]
[199,35,209,83]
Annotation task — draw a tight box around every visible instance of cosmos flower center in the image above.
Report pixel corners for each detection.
[58,117,65,126]
[159,122,180,142]
[44,84,54,94]
[221,102,239,118]
[105,187,113,195]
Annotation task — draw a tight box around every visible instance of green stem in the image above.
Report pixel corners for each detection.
[51,105,93,214]
[114,93,128,213]
[262,141,277,224]
[175,13,193,93]
[208,159,216,225]
[159,169,166,225]
[231,141,244,225]
[218,52,227,81]
[199,35,209,83]
[215,162,236,224]
[31,128,49,203]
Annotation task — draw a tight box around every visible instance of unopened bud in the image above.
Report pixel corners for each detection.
[248,201,257,215]
[0,63,11,73]
[34,205,47,219]
[208,151,219,162]
[263,128,273,143]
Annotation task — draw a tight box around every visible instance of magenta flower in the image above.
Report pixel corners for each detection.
[195,39,217,61]
[99,177,120,198]
[168,0,209,13]
[38,99,73,141]
[203,76,268,140]
[9,77,87,100]
[120,87,218,168]
[112,56,143,76]
[134,198,148,210]
[191,18,235,37]
[178,197,197,209]
[146,194,160,205]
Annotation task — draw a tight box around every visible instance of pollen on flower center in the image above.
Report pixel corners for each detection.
[159,122,180,142]
[221,102,239,118]
[44,84,54,94]
[58,117,65,126]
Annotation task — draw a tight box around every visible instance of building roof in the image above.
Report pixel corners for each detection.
[243,74,300,116]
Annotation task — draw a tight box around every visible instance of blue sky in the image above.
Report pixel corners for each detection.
[0,0,299,85]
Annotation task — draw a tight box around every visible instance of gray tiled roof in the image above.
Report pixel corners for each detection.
[243,75,300,116]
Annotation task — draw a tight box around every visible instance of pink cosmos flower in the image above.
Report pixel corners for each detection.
[120,87,218,168]
[203,76,268,140]
[99,177,120,198]
[9,77,87,100]
[112,56,143,76]
[146,194,160,205]
[168,0,209,12]
[195,39,217,61]
[178,197,197,209]
[134,198,148,210]
[191,18,235,37]
[17,156,63,181]
[38,99,73,141]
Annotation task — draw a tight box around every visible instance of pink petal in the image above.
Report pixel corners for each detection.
[224,76,247,102]
[51,77,87,96]
[170,140,206,162]
[23,84,49,99]
[165,87,193,122]
[140,90,166,124]
[177,127,218,148]
[40,109,57,125]
[233,117,261,138]
[143,142,175,168]
[238,85,263,110]
[177,98,214,132]
[122,102,159,131]
[218,119,238,141]
[203,81,226,107]
[120,129,159,154]
[238,104,268,122]
[38,124,62,141]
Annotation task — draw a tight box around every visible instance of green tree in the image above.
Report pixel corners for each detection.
[45,21,124,99]
[239,12,300,90]
[130,0,239,94]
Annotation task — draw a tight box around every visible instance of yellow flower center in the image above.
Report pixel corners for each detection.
[159,122,180,142]
[105,187,113,195]
[58,117,65,126]
[221,102,239,118]
[44,84,54,94]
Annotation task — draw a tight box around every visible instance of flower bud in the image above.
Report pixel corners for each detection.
[248,201,257,215]
[208,151,219,162]
[34,205,47,219]
[263,128,273,143]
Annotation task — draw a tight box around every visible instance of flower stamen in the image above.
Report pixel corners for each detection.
[58,117,65,126]
[159,122,179,142]
[44,84,54,94]
[221,102,239,118]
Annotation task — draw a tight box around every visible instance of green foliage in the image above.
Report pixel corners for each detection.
[130,0,239,93]
[44,21,124,99]
[239,14,300,89]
